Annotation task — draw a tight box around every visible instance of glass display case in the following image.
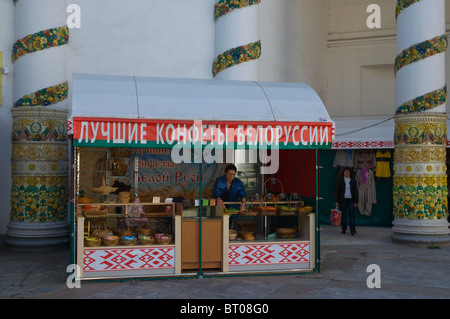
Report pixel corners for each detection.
[223,199,315,273]
[75,201,181,279]
[73,147,181,279]
[72,147,317,280]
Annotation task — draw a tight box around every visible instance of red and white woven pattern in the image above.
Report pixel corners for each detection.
[84,247,174,272]
[333,140,394,149]
[229,243,309,266]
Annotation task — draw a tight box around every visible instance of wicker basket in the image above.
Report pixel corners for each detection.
[298,206,314,214]
[155,237,171,245]
[118,191,130,203]
[91,221,113,238]
[260,178,285,215]
[84,209,108,219]
[262,178,284,199]
[276,228,297,239]
[78,197,94,204]
[136,222,152,236]
[119,224,133,237]
[102,235,119,246]
[92,177,118,194]
[92,186,118,194]
[278,206,297,216]
[223,209,240,215]
[240,199,258,216]
[138,235,154,245]
[155,233,172,245]
[119,237,137,246]
[84,237,101,247]
[257,206,278,215]
[239,231,255,241]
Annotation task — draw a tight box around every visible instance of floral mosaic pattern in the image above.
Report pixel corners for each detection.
[10,175,69,222]
[395,34,447,75]
[13,82,68,108]
[12,143,68,161]
[11,108,69,223]
[395,0,421,19]
[12,111,67,143]
[214,0,261,21]
[395,85,447,114]
[394,121,447,146]
[393,175,448,219]
[12,26,69,62]
[212,40,261,77]
[394,147,446,163]
[393,113,448,220]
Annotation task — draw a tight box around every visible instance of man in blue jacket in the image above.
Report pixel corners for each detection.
[213,164,247,211]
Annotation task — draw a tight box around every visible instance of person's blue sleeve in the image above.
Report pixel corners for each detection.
[236,179,247,200]
[213,177,224,199]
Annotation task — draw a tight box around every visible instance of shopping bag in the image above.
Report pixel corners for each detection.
[330,208,342,227]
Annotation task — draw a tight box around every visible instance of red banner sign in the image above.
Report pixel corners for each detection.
[71,117,333,149]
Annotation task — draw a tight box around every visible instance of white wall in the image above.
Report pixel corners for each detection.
[259,0,328,98]
[67,0,217,87]
[0,0,14,235]
[326,0,397,117]
[66,0,329,87]
[326,0,450,117]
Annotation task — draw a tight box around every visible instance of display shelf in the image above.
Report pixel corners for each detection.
[83,244,175,250]
[76,215,182,279]
[76,202,175,218]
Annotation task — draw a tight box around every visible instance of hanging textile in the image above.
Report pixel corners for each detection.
[375,150,391,179]
[333,150,354,168]
[355,169,376,216]
[354,149,376,170]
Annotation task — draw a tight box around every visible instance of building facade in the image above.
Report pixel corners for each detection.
[0,0,449,245]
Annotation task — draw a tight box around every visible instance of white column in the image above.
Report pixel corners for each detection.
[12,0,68,109]
[6,0,70,249]
[395,0,446,114]
[0,0,15,235]
[213,1,261,80]
[392,0,449,246]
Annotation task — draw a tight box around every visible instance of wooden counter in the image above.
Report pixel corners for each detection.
[181,218,224,270]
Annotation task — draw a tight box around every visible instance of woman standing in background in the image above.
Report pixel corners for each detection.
[335,167,358,236]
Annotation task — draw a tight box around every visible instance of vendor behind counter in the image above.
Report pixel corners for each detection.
[213,164,247,211]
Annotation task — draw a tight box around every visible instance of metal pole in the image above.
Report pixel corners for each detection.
[315,149,320,272]
[70,142,75,266]
[197,161,203,279]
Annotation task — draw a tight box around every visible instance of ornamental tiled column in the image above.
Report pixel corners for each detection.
[213,0,261,80]
[5,0,70,249]
[392,0,450,245]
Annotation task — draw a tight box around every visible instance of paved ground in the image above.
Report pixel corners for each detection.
[1,225,450,300]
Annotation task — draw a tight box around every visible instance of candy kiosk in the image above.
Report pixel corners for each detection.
[69,74,334,280]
